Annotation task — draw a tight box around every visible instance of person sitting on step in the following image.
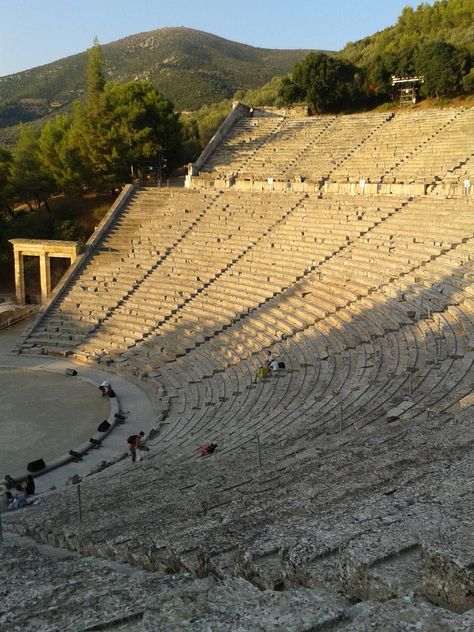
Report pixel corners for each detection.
[99,380,112,397]
[199,442,217,457]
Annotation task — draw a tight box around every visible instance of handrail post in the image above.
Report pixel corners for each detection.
[256,435,262,469]
[77,484,82,523]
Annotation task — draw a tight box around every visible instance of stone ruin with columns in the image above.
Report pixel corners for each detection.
[2,104,474,630]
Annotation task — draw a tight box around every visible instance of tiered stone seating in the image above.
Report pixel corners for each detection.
[331,108,458,182]
[237,116,335,180]
[76,190,300,359]
[390,108,474,183]
[285,111,392,183]
[197,108,472,187]
[120,195,405,363]
[22,188,219,354]
[202,111,286,176]
[4,382,473,626]
[11,106,474,629]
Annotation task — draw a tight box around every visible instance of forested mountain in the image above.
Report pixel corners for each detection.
[275,0,473,112]
[341,0,473,76]
[0,27,311,135]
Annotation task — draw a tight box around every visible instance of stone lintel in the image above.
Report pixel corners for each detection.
[9,239,80,259]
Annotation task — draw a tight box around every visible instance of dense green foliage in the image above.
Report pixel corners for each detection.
[71,78,182,191]
[11,128,56,210]
[415,40,470,97]
[181,100,232,160]
[234,76,288,108]
[343,0,474,65]
[279,53,365,113]
[0,194,112,291]
[342,0,473,97]
[279,0,473,110]
[0,147,14,219]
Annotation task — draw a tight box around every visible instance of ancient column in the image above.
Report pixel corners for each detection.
[13,247,25,305]
[39,252,52,303]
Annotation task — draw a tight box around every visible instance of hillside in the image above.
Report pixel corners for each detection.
[341,0,474,69]
[0,27,312,139]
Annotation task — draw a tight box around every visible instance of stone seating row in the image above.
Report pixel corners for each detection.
[154,197,469,363]
[54,195,460,368]
[75,192,304,357]
[5,361,473,623]
[283,112,392,182]
[203,115,287,174]
[200,108,472,186]
[208,112,390,179]
[120,220,472,452]
[22,189,220,351]
[389,109,474,182]
[323,109,460,182]
[25,193,468,368]
[144,305,470,460]
[115,196,408,359]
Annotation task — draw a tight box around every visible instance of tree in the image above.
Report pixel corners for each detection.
[0,147,15,220]
[11,128,56,210]
[415,40,470,97]
[102,80,182,178]
[71,80,182,189]
[86,37,106,111]
[68,38,110,190]
[462,67,474,93]
[280,52,364,113]
[68,38,183,189]
[278,76,305,105]
[39,115,87,194]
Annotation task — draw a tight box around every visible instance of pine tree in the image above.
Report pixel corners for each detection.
[0,146,14,220]
[11,128,55,210]
[86,36,106,111]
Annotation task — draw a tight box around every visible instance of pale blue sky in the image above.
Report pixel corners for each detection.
[0,0,431,77]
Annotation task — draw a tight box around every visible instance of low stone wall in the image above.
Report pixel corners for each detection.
[0,304,38,330]
[187,102,250,181]
[189,176,472,198]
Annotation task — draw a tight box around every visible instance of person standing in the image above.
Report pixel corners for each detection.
[127,431,145,462]
[24,475,35,496]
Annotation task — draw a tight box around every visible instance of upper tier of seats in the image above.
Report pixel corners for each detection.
[198,107,474,186]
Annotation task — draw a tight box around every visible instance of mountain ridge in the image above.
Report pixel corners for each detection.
[0,27,315,136]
